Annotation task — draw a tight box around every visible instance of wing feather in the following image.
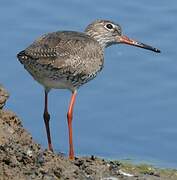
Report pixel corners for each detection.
[17,31,103,75]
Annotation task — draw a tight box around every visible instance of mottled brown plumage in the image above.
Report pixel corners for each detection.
[18,31,104,92]
[17,19,160,159]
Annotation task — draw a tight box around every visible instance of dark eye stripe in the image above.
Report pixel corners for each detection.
[106,24,113,29]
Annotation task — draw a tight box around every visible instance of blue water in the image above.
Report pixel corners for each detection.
[1,0,177,168]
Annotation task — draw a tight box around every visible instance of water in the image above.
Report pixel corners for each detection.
[1,0,177,168]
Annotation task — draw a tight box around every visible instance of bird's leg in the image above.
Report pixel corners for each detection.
[67,90,77,160]
[43,89,53,152]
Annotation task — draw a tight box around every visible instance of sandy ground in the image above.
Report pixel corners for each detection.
[0,85,177,180]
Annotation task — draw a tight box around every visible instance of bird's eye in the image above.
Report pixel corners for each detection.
[106,23,113,30]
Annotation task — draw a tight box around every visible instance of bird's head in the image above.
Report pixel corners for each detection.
[85,19,160,53]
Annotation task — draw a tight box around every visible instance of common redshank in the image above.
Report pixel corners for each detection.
[17,19,160,160]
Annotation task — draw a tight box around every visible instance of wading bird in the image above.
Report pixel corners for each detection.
[17,19,160,159]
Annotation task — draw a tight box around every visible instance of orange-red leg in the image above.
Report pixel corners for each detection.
[67,90,77,160]
[43,89,53,152]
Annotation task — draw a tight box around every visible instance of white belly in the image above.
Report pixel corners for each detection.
[34,76,76,92]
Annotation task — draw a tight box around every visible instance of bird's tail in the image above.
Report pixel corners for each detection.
[17,50,30,64]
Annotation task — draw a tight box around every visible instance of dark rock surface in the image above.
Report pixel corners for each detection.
[0,85,177,180]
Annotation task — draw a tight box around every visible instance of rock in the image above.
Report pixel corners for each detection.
[0,85,9,109]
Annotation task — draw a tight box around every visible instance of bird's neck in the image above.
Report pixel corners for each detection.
[85,31,108,49]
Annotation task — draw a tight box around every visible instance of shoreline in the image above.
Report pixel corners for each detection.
[0,85,177,180]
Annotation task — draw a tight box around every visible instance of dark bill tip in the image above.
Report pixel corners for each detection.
[119,35,161,53]
[135,41,161,53]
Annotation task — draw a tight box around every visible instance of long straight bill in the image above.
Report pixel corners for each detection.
[119,35,161,53]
